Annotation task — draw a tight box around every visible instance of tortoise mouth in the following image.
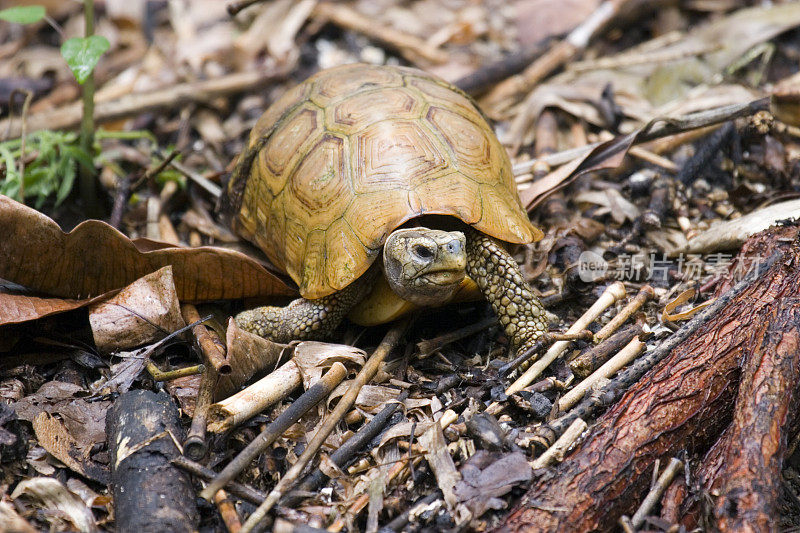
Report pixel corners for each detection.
[416,269,465,286]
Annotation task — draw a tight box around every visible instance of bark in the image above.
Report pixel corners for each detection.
[662,304,800,532]
[107,390,198,533]
[712,301,800,531]
[499,228,800,532]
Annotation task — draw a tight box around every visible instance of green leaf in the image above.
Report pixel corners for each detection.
[0,6,46,24]
[60,35,110,84]
[55,159,76,206]
[62,145,94,170]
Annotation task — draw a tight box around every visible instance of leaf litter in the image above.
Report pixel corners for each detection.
[2,0,800,531]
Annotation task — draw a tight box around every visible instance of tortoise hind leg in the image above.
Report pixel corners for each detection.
[235,270,375,342]
[465,228,548,358]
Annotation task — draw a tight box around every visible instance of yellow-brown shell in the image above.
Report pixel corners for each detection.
[223,63,542,299]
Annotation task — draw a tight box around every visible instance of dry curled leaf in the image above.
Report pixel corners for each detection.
[454,451,533,517]
[420,420,465,522]
[326,384,403,414]
[0,499,37,533]
[164,374,203,417]
[88,266,186,352]
[293,341,366,388]
[218,317,288,398]
[13,381,111,451]
[32,412,89,477]
[0,195,294,301]
[662,289,714,322]
[573,189,640,224]
[0,287,110,327]
[519,133,637,211]
[94,354,148,395]
[379,419,434,448]
[11,477,98,533]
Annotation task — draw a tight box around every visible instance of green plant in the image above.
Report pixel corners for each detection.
[0,129,165,209]
[61,34,110,85]
[0,5,109,83]
[0,131,90,208]
[2,3,110,211]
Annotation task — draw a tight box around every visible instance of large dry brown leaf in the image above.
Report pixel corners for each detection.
[0,195,295,301]
[0,288,106,327]
[88,266,186,352]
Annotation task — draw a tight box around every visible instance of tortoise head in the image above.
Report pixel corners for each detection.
[383,227,466,306]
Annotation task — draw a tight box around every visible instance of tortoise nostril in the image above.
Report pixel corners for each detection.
[446,239,462,255]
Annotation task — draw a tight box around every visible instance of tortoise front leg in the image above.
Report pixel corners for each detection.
[465,228,548,357]
[235,269,375,342]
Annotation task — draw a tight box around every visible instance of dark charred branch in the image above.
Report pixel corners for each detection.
[106,390,199,533]
[454,40,551,96]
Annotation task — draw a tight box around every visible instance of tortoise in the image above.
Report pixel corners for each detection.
[220,63,549,357]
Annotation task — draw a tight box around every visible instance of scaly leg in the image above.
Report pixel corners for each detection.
[465,228,548,360]
[235,269,376,342]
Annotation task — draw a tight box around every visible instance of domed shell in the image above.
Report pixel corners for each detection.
[223,63,542,299]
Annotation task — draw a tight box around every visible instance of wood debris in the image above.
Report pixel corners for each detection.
[2,0,800,531]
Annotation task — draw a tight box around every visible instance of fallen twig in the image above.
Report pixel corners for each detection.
[625,457,683,530]
[487,281,626,416]
[312,2,448,65]
[239,318,411,532]
[283,389,410,507]
[570,323,644,379]
[558,337,644,412]
[530,417,588,470]
[502,229,798,531]
[200,362,348,501]
[481,0,632,114]
[534,247,782,450]
[416,317,496,358]
[0,68,289,139]
[594,285,653,342]
[173,455,266,506]
[184,364,218,461]
[182,304,230,375]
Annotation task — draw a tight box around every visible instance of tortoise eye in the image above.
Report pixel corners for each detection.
[412,244,434,260]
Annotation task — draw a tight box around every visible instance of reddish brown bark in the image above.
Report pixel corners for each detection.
[659,475,688,525]
[499,231,800,532]
[659,427,728,530]
[712,301,800,531]
[662,303,800,532]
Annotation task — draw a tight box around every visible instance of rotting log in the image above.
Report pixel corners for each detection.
[499,226,800,532]
[107,390,199,533]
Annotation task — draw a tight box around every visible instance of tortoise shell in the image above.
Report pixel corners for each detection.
[223,63,542,299]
